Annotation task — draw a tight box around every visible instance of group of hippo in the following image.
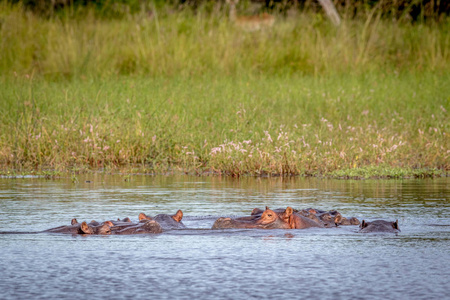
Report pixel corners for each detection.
[45,206,400,235]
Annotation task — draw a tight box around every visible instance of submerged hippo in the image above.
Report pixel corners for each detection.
[45,220,111,235]
[212,207,287,229]
[286,210,324,229]
[248,207,324,229]
[359,220,400,233]
[113,220,163,234]
[338,216,360,226]
[139,210,185,230]
[298,208,360,227]
[212,207,322,230]
[300,209,342,227]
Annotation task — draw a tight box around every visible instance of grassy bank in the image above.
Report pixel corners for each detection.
[2,73,448,178]
[0,3,449,178]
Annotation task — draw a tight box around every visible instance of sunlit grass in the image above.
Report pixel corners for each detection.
[1,73,448,177]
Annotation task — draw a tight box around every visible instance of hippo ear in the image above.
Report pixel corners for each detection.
[80,221,93,234]
[265,206,270,211]
[172,210,183,222]
[334,214,342,224]
[285,207,293,217]
[360,220,368,228]
[392,220,399,230]
[71,218,78,225]
[139,213,150,221]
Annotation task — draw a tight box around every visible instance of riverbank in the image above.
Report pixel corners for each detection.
[1,73,448,179]
[0,4,448,178]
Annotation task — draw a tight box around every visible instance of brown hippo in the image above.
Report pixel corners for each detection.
[113,219,163,234]
[359,220,400,233]
[245,207,323,229]
[212,207,322,230]
[283,208,324,229]
[306,209,342,227]
[302,208,360,227]
[45,220,111,235]
[212,207,286,229]
[338,216,360,226]
[139,210,185,230]
[295,209,323,224]
[87,217,133,230]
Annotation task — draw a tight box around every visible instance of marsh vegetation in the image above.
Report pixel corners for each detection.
[1,1,448,177]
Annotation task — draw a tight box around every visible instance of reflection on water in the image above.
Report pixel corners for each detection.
[0,176,448,299]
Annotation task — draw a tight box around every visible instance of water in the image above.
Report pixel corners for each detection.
[0,175,448,299]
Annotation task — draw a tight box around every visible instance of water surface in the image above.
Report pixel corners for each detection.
[0,176,448,299]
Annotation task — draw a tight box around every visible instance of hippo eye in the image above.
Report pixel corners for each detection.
[268,214,272,217]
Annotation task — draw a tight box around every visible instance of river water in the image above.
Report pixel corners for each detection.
[0,175,448,299]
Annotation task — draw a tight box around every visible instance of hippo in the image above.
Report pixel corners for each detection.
[139,210,185,230]
[301,208,361,227]
[212,207,288,229]
[45,220,111,235]
[359,220,400,233]
[76,217,133,233]
[295,209,323,224]
[212,207,322,230]
[113,219,162,234]
[212,217,263,229]
[338,216,360,226]
[246,207,323,229]
[305,209,342,227]
[285,210,324,229]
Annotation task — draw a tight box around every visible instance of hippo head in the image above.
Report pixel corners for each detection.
[94,224,112,235]
[318,212,340,227]
[348,217,360,225]
[89,220,100,226]
[360,220,400,230]
[307,208,318,214]
[256,207,278,225]
[139,220,163,234]
[71,218,78,225]
[359,220,400,233]
[211,217,234,229]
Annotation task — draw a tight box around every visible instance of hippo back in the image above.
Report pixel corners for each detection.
[154,214,186,230]
[359,220,400,233]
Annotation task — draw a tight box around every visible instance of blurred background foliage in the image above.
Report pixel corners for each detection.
[5,0,450,21]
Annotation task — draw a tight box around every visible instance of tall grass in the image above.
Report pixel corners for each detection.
[1,73,448,176]
[1,2,449,78]
[0,3,449,177]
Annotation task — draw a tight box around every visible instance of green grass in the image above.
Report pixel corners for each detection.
[0,3,449,178]
[1,73,448,178]
[1,2,449,78]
